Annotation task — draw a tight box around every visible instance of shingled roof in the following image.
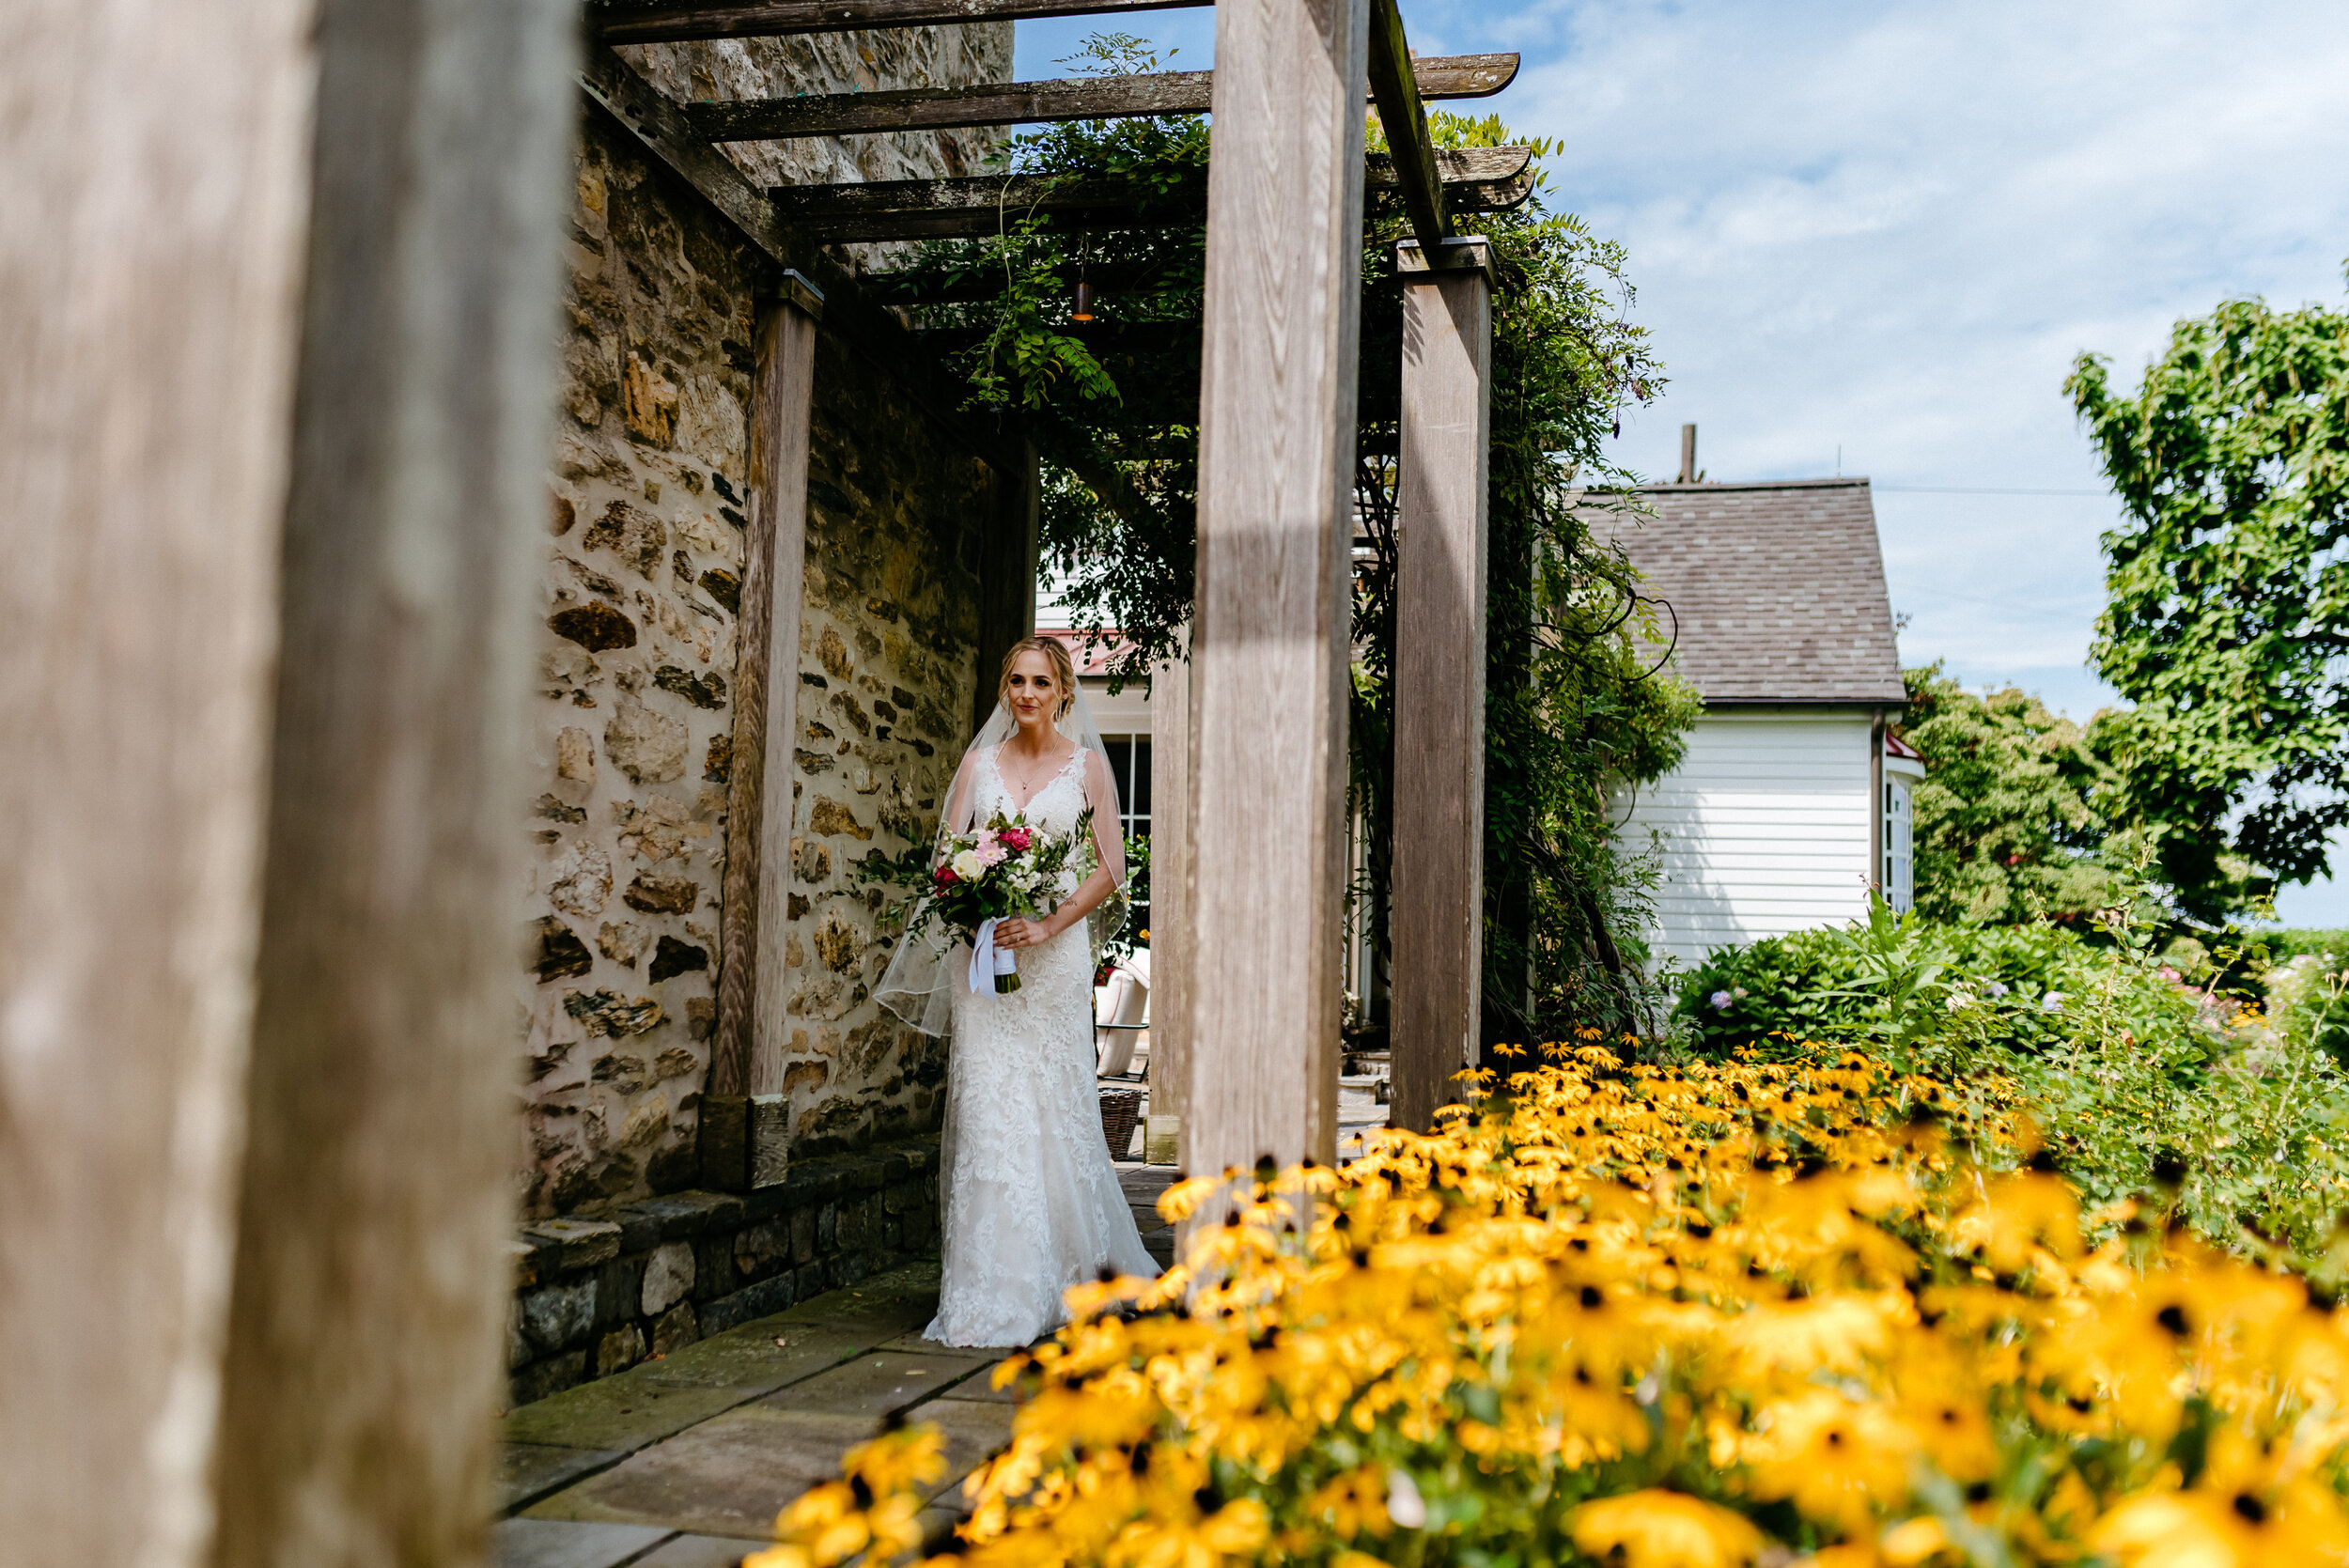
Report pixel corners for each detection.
[1595,478,1906,706]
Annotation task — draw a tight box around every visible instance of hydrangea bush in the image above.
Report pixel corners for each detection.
[749,1046,2349,1568]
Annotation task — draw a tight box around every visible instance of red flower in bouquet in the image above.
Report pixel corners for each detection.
[998,825,1034,853]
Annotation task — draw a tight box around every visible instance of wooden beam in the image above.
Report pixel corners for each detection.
[1388,237,1493,1133]
[1365,0,1449,248]
[689,54,1518,141]
[595,0,1206,43]
[0,0,315,1559]
[1143,637,1191,1166]
[206,0,583,1562]
[1178,0,1366,1202]
[579,42,1026,477]
[974,441,1043,731]
[766,146,1532,242]
[708,283,820,1190]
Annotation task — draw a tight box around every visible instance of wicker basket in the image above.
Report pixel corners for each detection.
[1097,1087,1143,1161]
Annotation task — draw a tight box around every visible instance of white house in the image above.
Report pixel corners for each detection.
[1603,477,1922,968]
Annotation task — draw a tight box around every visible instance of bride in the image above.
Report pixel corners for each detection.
[877,636,1159,1346]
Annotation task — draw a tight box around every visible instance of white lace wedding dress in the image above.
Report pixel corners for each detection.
[923,743,1159,1347]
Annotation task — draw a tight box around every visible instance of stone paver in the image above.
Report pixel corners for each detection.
[503,1442,631,1513]
[758,1350,993,1417]
[634,1536,761,1567]
[494,1517,674,1568]
[507,1179,1204,1558]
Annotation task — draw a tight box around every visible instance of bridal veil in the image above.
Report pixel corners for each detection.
[874,683,1128,1036]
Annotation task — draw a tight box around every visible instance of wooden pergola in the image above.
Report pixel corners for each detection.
[3,0,1508,1556]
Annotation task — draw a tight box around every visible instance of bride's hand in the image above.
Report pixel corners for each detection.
[997,915,1052,949]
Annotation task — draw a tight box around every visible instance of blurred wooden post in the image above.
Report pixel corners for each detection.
[975,439,1042,729]
[708,275,822,1191]
[1388,238,1493,1133]
[1179,0,1368,1196]
[1143,637,1190,1165]
[206,0,579,1564]
[0,2,317,1560]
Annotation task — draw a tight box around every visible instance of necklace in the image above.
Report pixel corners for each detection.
[1000,741,1071,798]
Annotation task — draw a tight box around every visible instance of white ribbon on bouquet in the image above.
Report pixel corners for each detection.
[967,916,1019,994]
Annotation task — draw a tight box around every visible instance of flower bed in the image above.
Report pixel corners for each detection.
[752,1046,2349,1567]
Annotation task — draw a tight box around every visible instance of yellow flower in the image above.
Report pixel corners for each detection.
[1570,1490,1764,1568]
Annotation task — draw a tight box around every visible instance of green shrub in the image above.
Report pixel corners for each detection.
[1674,897,2349,1270]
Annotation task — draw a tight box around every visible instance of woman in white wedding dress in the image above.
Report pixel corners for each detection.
[876,636,1159,1346]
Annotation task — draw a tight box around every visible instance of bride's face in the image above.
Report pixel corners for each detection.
[1003,650,1061,730]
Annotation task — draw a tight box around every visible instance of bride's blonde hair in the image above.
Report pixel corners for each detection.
[996,635,1077,720]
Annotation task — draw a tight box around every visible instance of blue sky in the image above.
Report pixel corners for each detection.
[1013,2,2349,921]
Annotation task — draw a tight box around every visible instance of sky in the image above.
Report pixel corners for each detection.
[1012,1,2349,921]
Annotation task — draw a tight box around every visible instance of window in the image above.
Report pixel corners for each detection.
[1884,778,1914,913]
[1099,735,1152,937]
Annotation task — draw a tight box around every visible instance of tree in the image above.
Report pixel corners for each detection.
[883,53,1697,1039]
[2067,272,2349,921]
[1896,664,2123,925]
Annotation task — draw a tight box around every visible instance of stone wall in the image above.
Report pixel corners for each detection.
[520,30,1004,1218]
[506,1135,941,1406]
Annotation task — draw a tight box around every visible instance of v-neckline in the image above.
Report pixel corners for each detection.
[989,742,1080,814]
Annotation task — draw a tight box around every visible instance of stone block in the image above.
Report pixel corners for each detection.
[790,1205,817,1265]
[512,1234,556,1290]
[692,1234,737,1302]
[593,1254,646,1330]
[837,1251,874,1286]
[597,1323,646,1377]
[883,1218,903,1251]
[882,1181,915,1217]
[837,1196,879,1253]
[648,1300,700,1358]
[881,1150,910,1183]
[697,1272,798,1338]
[841,1154,889,1194]
[626,1190,745,1241]
[509,1305,535,1371]
[641,1240,696,1317]
[523,1217,625,1272]
[521,1281,599,1353]
[697,1094,748,1192]
[606,1203,666,1254]
[750,1093,790,1188]
[816,1202,838,1252]
[498,1442,627,1513]
[735,1220,788,1283]
[510,1349,590,1408]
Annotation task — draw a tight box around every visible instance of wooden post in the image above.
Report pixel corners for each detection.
[205,0,580,1563]
[1180,0,1369,1193]
[1388,238,1494,1132]
[0,2,316,1560]
[1143,637,1190,1165]
[974,439,1042,729]
[708,275,821,1191]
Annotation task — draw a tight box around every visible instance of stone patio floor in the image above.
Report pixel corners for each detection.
[495,1067,1391,1568]
[493,1166,1178,1568]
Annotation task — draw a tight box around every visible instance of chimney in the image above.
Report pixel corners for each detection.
[1677,423,1697,484]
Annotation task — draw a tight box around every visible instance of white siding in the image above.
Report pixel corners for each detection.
[1616,712,1875,967]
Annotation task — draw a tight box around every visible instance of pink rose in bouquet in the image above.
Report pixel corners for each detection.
[894,808,1093,993]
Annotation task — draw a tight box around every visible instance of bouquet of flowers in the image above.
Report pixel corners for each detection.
[905,809,1092,994]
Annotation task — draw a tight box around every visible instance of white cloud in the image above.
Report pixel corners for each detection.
[1014,0,2349,737]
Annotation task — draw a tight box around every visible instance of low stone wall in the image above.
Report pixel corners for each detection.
[506,1135,939,1406]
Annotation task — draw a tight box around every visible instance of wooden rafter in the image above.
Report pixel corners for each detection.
[766,146,1533,242]
[687,54,1517,142]
[592,0,1206,43]
[1365,0,1449,249]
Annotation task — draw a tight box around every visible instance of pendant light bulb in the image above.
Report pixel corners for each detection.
[1071,279,1095,322]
